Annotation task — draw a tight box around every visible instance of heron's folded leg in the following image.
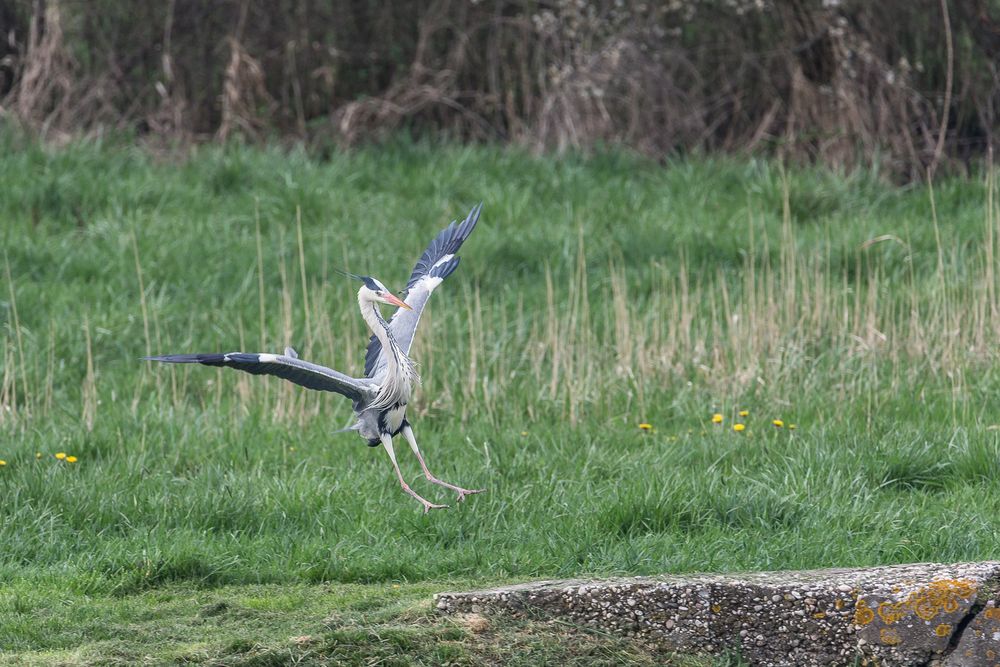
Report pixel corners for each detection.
[380,433,448,513]
[402,424,485,503]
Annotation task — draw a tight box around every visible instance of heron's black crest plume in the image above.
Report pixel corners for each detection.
[332,268,365,281]
[333,268,384,293]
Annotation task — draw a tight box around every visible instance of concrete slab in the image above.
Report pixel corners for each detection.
[434,562,1000,666]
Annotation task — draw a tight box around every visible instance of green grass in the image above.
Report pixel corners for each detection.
[2,132,1000,663]
[1,579,725,665]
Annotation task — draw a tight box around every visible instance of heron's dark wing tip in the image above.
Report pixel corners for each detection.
[446,203,482,253]
[144,354,191,362]
[143,354,178,362]
[142,353,227,365]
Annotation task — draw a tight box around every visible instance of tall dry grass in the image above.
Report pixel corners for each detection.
[3,168,998,436]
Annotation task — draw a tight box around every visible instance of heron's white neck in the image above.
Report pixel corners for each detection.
[358,291,417,406]
[358,293,396,356]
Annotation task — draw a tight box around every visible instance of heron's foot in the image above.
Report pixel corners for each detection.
[400,482,449,513]
[454,487,485,503]
[425,475,485,502]
[411,494,449,513]
[421,500,449,514]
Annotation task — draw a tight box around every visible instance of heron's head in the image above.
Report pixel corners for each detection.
[358,275,412,310]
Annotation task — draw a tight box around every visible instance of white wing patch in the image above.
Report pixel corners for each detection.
[421,276,444,291]
[257,353,279,363]
[431,253,454,270]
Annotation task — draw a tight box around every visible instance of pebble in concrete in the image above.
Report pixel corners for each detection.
[434,561,1000,667]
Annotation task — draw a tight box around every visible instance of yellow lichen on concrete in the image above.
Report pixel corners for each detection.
[934,623,952,637]
[854,599,875,626]
[908,578,975,620]
[984,607,1000,621]
[880,627,901,645]
[877,601,908,625]
[860,578,977,627]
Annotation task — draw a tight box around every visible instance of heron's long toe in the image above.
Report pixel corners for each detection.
[455,487,486,503]
[422,501,449,514]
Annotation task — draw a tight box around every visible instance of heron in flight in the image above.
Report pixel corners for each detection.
[145,203,485,512]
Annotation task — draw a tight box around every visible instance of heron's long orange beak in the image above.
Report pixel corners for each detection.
[386,293,412,310]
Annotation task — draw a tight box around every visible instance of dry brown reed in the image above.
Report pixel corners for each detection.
[81,314,96,431]
[9,0,74,133]
[2,1,998,177]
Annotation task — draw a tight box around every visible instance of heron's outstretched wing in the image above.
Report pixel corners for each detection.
[364,203,482,378]
[145,351,374,401]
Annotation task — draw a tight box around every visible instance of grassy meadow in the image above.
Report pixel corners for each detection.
[2,133,1000,664]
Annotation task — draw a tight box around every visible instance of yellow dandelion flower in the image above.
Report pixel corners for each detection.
[739,410,749,417]
[789,424,797,430]
[35,452,42,459]
[55,452,67,460]
[0,460,6,466]
[733,423,746,432]
[638,423,652,431]
[772,419,784,428]
[520,431,528,437]
[711,413,723,424]
[66,456,78,463]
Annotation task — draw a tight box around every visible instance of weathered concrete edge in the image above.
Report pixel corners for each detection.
[434,562,1000,667]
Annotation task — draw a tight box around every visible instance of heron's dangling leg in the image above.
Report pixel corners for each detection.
[380,433,448,513]
[402,424,485,503]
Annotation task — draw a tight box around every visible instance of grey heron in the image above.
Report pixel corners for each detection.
[145,203,485,513]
